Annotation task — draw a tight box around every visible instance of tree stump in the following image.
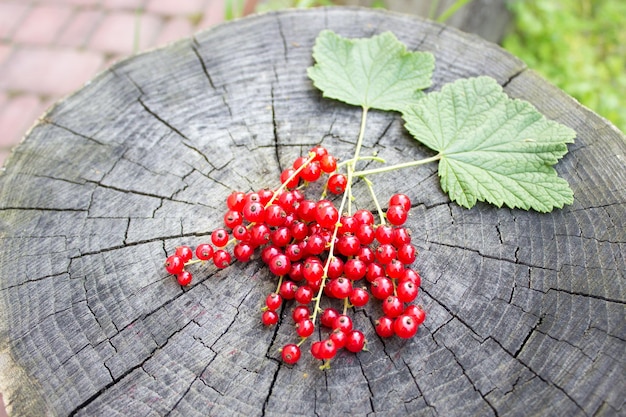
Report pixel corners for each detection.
[0,7,624,417]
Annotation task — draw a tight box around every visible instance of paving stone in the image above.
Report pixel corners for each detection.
[199,0,225,29]
[155,17,195,46]
[0,2,31,40]
[13,4,74,46]
[0,46,104,96]
[89,11,163,55]
[0,94,43,148]
[57,9,105,48]
[145,0,206,16]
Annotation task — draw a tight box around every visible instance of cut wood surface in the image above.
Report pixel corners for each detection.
[0,7,624,417]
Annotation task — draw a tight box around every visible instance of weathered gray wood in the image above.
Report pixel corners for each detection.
[0,7,624,417]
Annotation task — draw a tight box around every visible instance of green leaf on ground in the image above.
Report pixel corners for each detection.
[307,30,435,112]
[402,76,576,212]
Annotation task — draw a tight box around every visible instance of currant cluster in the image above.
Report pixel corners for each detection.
[163,145,426,369]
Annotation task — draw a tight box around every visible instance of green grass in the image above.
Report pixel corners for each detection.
[502,0,626,133]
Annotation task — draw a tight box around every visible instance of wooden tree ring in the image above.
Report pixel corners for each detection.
[0,8,624,417]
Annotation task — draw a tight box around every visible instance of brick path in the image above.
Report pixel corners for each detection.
[0,1,226,412]
[0,0,226,168]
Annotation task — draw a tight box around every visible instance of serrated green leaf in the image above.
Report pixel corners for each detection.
[307,30,435,112]
[402,76,576,212]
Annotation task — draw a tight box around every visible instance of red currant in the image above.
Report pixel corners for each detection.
[397,280,419,303]
[213,250,231,268]
[371,277,394,300]
[223,210,243,229]
[165,255,184,275]
[177,270,193,286]
[402,268,422,286]
[318,339,337,360]
[345,330,365,353]
[375,316,395,338]
[326,256,344,279]
[279,280,298,300]
[375,225,395,244]
[397,243,417,264]
[195,243,214,261]
[243,201,265,223]
[265,293,282,311]
[292,305,310,322]
[211,228,230,247]
[393,314,418,338]
[336,234,361,257]
[280,168,300,189]
[300,161,322,182]
[175,246,193,262]
[404,305,426,325]
[344,258,367,280]
[382,295,404,318]
[327,173,347,194]
[294,285,314,304]
[296,318,315,337]
[329,328,347,349]
[281,344,301,364]
[233,242,254,262]
[315,202,339,230]
[353,209,375,226]
[376,244,397,264]
[309,145,328,161]
[319,154,337,173]
[349,287,369,307]
[356,224,375,245]
[265,204,287,227]
[389,193,411,212]
[334,315,353,332]
[262,310,279,326]
[226,191,246,211]
[320,308,339,328]
[386,205,408,226]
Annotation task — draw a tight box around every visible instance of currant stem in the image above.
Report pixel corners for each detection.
[363,177,386,226]
[266,152,317,207]
[336,155,385,169]
[346,107,369,215]
[353,153,443,177]
[275,274,284,294]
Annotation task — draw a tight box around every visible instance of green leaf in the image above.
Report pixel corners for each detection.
[307,30,435,112]
[402,76,576,212]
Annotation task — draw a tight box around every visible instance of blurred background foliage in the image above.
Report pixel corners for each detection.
[231,0,624,133]
[502,0,626,133]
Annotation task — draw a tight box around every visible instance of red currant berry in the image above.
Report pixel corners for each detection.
[338,216,358,235]
[292,305,310,322]
[296,200,317,222]
[195,243,214,261]
[296,318,315,337]
[250,223,271,246]
[402,268,422,286]
[227,191,246,211]
[356,246,375,264]
[165,255,185,275]
[353,209,375,226]
[375,225,395,244]
[257,189,274,206]
[389,193,411,212]
[261,245,281,264]
[262,310,278,326]
[280,168,300,189]
[233,242,254,262]
[319,154,337,173]
[394,314,418,338]
[336,234,361,257]
[294,285,314,304]
[375,316,395,338]
[334,315,353,333]
[356,224,375,245]
[382,295,404,318]
[344,259,367,280]
[271,227,292,247]
[386,205,408,226]
[265,292,282,311]
[309,145,328,161]
[375,244,397,264]
[290,221,309,241]
[211,228,230,247]
[393,227,412,247]
[327,277,353,299]
[397,280,419,303]
[232,225,251,242]
[279,280,298,300]
[243,202,265,223]
[278,191,298,213]
[305,234,326,255]
[329,328,347,349]
[175,246,193,262]
[223,210,243,229]
[177,270,193,286]
[366,262,385,282]
[345,330,366,353]
[385,259,405,279]
[213,250,231,268]
[327,173,347,195]
[397,243,417,264]
[303,258,324,283]
[371,277,394,300]
[315,202,339,230]
[404,305,426,325]
[265,204,287,227]
[318,339,337,360]
[293,156,308,170]
[327,256,344,279]
[320,308,339,328]
[284,243,303,262]
[289,262,304,281]
[281,344,301,364]
[349,287,369,307]
[300,161,322,182]
[310,341,323,360]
